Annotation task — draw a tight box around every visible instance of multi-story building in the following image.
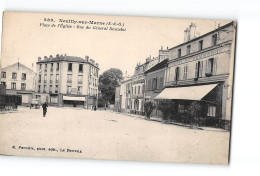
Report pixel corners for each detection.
[155,22,236,124]
[144,59,168,117]
[0,62,36,105]
[35,54,99,108]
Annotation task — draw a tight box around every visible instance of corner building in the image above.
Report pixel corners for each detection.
[35,54,99,108]
[156,22,236,124]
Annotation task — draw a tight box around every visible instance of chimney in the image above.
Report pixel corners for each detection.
[38,57,42,61]
[184,27,190,42]
[49,55,53,59]
[161,46,163,50]
[85,55,89,62]
[44,56,48,61]
[189,22,197,40]
[96,63,99,68]
[56,54,60,58]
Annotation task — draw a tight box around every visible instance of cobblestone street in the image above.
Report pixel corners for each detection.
[0,107,230,164]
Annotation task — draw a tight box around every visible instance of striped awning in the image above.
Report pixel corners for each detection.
[63,96,86,101]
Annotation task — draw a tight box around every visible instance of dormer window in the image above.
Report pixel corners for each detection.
[68,63,72,71]
[178,49,181,58]
[199,40,203,51]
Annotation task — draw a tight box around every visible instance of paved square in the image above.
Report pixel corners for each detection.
[0,107,230,164]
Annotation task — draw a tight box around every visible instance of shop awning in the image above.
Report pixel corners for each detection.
[63,96,86,101]
[154,84,218,100]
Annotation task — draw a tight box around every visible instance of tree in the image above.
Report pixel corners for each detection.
[98,68,123,107]
[187,101,202,128]
[144,101,155,119]
[157,100,176,123]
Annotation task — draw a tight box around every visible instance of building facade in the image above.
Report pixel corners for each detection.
[144,59,168,117]
[155,22,236,124]
[35,54,99,108]
[0,62,36,105]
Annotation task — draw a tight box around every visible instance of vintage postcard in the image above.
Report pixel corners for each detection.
[0,11,236,164]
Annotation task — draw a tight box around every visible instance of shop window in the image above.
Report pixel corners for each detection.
[207,106,216,117]
[1,71,6,78]
[178,104,185,113]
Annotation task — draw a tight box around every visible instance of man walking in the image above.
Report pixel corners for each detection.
[42,102,48,117]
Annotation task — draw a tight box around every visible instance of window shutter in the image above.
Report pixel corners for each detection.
[195,63,198,78]
[200,61,203,77]
[205,60,209,75]
[213,57,218,75]
[178,67,181,80]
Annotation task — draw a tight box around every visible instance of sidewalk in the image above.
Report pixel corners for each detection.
[111,110,228,132]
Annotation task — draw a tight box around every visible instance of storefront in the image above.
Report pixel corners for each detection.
[63,95,86,108]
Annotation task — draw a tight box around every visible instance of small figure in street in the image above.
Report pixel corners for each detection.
[42,102,48,117]
[94,106,97,111]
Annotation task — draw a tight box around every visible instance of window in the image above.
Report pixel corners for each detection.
[79,64,83,72]
[183,65,188,80]
[38,85,41,92]
[205,58,216,76]
[22,73,26,80]
[55,85,58,93]
[199,40,203,51]
[56,63,59,71]
[1,71,6,78]
[38,75,41,83]
[12,72,17,79]
[21,83,26,90]
[68,63,72,71]
[212,34,218,46]
[45,64,47,72]
[50,74,53,83]
[195,61,203,78]
[175,67,180,81]
[39,64,42,70]
[43,85,46,93]
[187,45,191,55]
[138,86,140,94]
[178,49,181,58]
[178,104,185,113]
[78,86,82,94]
[44,74,47,83]
[78,75,83,84]
[134,86,136,95]
[67,74,72,83]
[56,74,59,83]
[159,77,164,89]
[152,77,157,90]
[51,63,54,71]
[67,86,71,94]
[1,81,6,85]
[49,85,52,93]
[207,106,216,117]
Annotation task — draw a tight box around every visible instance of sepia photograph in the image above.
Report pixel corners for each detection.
[0,11,236,165]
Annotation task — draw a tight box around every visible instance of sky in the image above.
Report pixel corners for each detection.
[0,12,230,76]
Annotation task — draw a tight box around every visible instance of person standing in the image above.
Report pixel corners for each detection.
[42,102,48,117]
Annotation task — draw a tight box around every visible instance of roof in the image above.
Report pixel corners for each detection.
[0,62,35,73]
[144,59,168,74]
[168,21,235,51]
[37,55,99,69]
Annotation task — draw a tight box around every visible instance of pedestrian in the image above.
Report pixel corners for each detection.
[42,102,48,117]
